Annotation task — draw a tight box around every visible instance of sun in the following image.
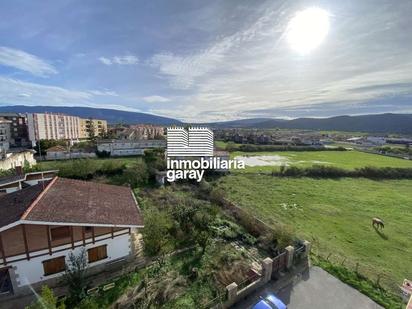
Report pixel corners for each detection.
[286,8,330,54]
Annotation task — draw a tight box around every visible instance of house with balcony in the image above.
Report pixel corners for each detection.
[0,177,144,296]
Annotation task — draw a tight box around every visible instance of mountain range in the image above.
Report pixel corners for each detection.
[206,113,412,134]
[0,105,411,134]
[0,105,181,126]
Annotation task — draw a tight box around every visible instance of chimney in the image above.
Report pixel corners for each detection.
[15,165,23,175]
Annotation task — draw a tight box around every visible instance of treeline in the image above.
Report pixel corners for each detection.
[374,146,412,156]
[271,165,412,179]
[27,149,166,187]
[225,143,346,152]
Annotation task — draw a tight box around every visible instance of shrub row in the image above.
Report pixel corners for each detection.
[272,165,412,179]
[228,144,346,152]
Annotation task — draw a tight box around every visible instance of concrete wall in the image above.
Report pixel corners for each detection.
[224,241,311,308]
[0,151,36,171]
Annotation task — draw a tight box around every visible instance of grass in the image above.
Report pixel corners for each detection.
[231,150,412,172]
[215,174,412,295]
[313,256,403,308]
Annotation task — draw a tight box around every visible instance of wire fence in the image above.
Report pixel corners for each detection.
[314,251,402,296]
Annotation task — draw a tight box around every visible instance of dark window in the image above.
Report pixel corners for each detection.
[43,256,66,276]
[85,226,93,233]
[87,245,107,263]
[50,226,70,241]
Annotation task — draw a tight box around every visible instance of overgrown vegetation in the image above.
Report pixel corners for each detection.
[28,149,165,186]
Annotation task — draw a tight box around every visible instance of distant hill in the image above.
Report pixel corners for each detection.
[208,113,412,134]
[0,105,182,125]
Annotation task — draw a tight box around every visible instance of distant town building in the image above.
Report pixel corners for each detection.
[0,177,144,296]
[0,113,29,147]
[0,118,11,156]
[27,113,81,144]
[79,118,107,138]
[97,139,166,156]
[45,145,96,160]
[117,124,164,140]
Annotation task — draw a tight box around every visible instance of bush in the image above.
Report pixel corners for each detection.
[273,165,412,179]
[97,160,125,176]
[26,286,66,309]
[58,159,97,180]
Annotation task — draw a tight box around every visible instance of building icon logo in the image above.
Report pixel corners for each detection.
[167,127,214,157]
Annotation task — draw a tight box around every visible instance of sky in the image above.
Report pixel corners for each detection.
[0,0,411,122]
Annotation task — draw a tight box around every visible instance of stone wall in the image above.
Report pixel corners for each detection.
[224,241,311,308]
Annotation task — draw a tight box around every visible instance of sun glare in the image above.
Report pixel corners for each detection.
[286,7,330,54]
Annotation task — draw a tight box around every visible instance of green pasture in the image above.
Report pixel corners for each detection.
[231,150,412,172]
[216,174,412,292]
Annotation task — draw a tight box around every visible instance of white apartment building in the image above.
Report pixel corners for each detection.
[167,127,214,157]
[27,113,81,144]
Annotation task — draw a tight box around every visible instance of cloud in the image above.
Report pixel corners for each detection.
[99,55,139,66]
[148,1,412,121]
[142,95,170,103]
[98,57,112,65]
[0,46,58,77]
[0,76,147,113]
[0,77,92,104]
[88,89,119,96]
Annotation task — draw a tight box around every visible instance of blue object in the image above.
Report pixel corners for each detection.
[251,293,287,309]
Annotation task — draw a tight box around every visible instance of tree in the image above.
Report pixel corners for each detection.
[192,209,216,255]
[122,161,149,187]
[142,208,173,264]
[26,285,65,309]
[62,249,88,306]
[86,118,96,141]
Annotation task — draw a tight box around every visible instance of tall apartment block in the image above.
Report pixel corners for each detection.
[167,127,214,157]
[79,118,108,138]
[0,113,29,147]
[27,113,81,145]
[0,118,11,156]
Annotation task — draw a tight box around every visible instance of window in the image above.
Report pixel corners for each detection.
[43,256,66,276]
[50,226,70,241]
[87,245,107,263]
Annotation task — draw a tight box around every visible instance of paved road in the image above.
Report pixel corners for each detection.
[232,266,383,309]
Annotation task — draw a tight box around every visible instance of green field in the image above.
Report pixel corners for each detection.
[231,150,412,172]
[216,174,412,291]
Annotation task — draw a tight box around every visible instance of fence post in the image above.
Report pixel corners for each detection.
[285,246,295,269]
[303,240,311,257]
[262,257,273,283]
[226,282,238,306]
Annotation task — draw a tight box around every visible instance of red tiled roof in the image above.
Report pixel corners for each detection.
[0,177,143,230]
[0,183,46,229]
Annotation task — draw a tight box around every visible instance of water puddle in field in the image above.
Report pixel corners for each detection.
[235,155,332,167]
[234,155,291,166]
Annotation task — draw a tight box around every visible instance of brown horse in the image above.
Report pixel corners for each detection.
[372,218,384,229]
